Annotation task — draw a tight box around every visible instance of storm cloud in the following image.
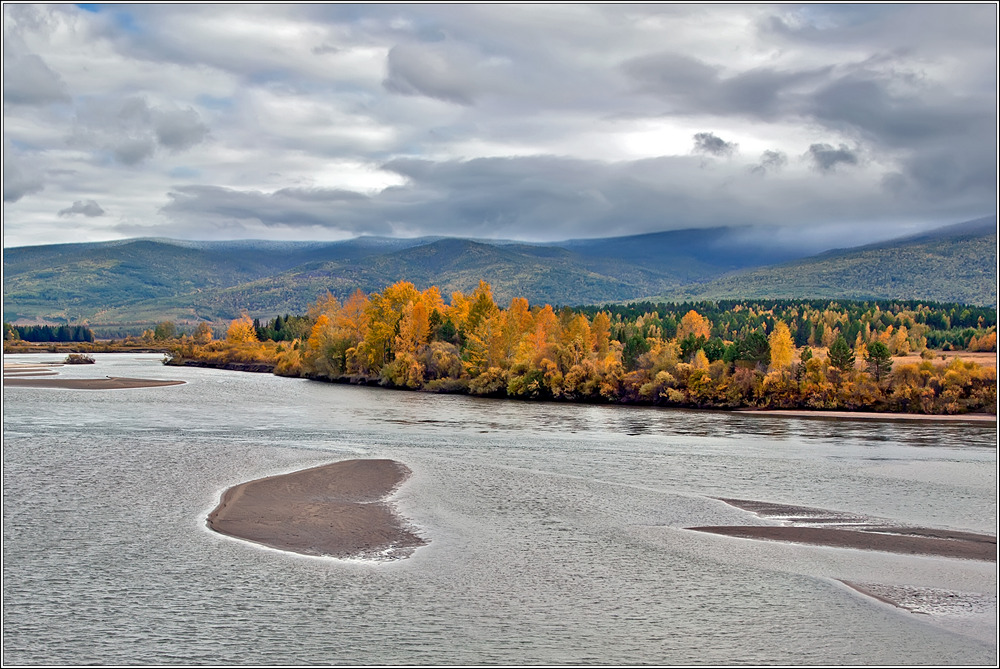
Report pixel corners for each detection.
[2,4,995,248]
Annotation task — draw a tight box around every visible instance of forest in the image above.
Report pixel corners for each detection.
[163,281,997,415]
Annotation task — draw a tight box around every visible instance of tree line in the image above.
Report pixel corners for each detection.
[4,323,95,342]
[166,281,997,415]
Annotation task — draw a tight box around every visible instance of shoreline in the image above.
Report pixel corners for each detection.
[206,459,426,560]
[3,376,185,390]
[736,408,997,422]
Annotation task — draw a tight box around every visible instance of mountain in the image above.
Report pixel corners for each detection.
[672,216,997,306]
[3,217,995,328]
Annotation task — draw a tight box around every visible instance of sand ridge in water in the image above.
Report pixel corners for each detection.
[687,498,996,561]
[207,458,426,560]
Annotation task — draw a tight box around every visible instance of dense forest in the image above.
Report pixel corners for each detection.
[165,282,997,415]
[4,323,95,343]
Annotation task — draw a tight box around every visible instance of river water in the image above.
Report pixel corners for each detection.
[3,353,996,665]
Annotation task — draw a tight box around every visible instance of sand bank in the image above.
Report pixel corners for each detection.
[3,377,184,389]
[737,408,995,422]
[688,526,995,561]
[688,498,996,561]
[207,459,426,559]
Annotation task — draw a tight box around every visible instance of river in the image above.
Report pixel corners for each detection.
[3,353,996,664]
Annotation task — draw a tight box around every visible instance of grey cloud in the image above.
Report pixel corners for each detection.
[383,43,478,105]
[112,137,156,165]
[3,163,44,203]
[161,185,387,234]
[750,150,788,175]
[58,200,105,217]
[153,108,210,150]
[2,53,70,106]
[161,154,955,244]
[807,143,858,172]
[623,51,828,119]
[693,132,737,157]
[311,43,341,55]
[71,96,209,164]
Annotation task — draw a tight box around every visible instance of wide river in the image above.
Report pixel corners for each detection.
[3,353,996,665]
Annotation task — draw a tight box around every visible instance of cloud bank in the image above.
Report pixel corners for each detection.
[3,4,995,248]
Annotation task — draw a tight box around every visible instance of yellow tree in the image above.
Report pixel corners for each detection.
[591,311,611,359]
[677,310,712,340]
[227,314,258,343]
[396,298,431,355]
[335,289,369,342]
[768,320,794,372]
[359,281,421,372]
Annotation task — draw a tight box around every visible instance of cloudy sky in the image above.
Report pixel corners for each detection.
[3,3,996,248]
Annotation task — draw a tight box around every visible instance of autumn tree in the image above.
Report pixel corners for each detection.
[677,310,712,340]
[193,322,214,344]
[768,320,794,373]
[227,315,258,343]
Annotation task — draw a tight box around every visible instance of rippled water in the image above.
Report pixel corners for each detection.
[3,354,996,665]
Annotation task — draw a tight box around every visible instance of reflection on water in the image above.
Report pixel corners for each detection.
[3,354,996,665]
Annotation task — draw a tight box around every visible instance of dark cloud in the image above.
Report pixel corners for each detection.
[58,200,105,217]
[807,143,858,172]
[749,150,788,175]
[693,132,737,157]
[2,53,70,106]
[161,185,386,233]
[3,163,44,203]
[159,154,957,246]
[623,51,829,119]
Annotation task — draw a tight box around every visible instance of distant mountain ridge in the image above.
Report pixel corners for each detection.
[3,216,995,328]
[674,216,996,306]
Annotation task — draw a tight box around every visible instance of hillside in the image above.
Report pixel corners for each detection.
[3,216,995,328]
[673,216,997,306]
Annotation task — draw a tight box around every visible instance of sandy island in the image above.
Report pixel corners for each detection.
[207,459,426,560]
[688,498,995,561]
[3,376,185,389]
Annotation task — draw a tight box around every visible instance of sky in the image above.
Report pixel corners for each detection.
[3,3,997,249]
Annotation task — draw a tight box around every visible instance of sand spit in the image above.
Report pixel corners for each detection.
[207,459,426,560]
[688,498,996,561]
[689,525,995,561]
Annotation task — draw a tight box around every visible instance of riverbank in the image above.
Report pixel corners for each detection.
[207,459,426,560]
[738,408,997,422]
[3,376,185,389]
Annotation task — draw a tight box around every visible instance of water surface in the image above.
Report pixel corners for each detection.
[3,354,996,664]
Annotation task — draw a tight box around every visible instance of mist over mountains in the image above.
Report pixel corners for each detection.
[3,216,995,329]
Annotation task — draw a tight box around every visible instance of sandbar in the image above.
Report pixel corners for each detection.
[3,376,184,389]
[689,498,996,561]
[688,526,995,561]
[207,459,426,559]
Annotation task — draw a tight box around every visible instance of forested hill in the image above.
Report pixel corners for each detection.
[3,216,995,328]
[675,216,997,307]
